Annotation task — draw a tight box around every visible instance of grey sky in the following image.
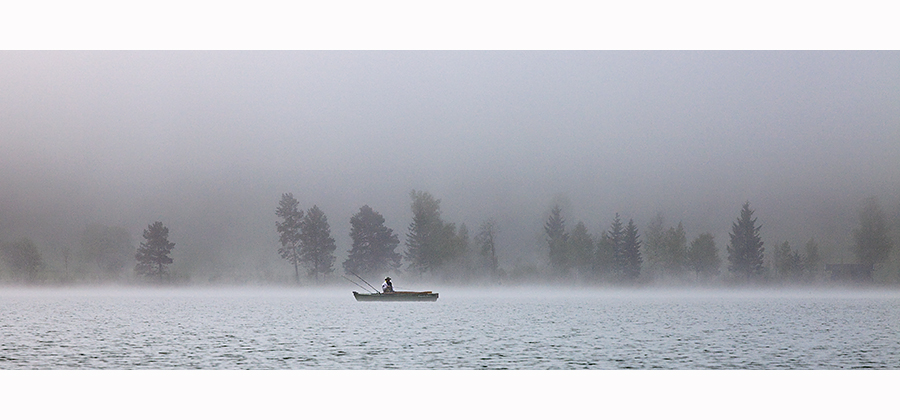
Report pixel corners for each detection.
[2,51,898,278]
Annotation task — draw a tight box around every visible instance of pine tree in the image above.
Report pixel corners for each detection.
[405,190,453,273]
[607,213,626,278]
[299,205,336,280]
[852,197,893,266]
[727,202,765,280]
[544,205,569,275]
[475,219,499,275]
[622,219,642,280]
[569,221,594,276]
[774,241,803,279]
[135,221,175,280]
[275,193,304,283]
[804,238,821,278]
[343,205,401,277]
[687,233,720,277]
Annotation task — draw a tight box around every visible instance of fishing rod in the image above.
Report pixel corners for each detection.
[341,275,378,293]
[348,270,381,294]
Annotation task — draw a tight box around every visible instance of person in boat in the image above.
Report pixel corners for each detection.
[382,277,394,293]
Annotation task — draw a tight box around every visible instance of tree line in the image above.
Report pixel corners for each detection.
[1,192,895,285]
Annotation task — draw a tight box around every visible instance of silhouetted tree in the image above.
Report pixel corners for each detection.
[343,205,401,277]
[569,221,594,276]
[687,233,720,277]
[852,197,893,266]
[2,238,44,281]
[405,190,461,273]
[275,193,304,283]
[774,241,803,279]
[135,221,175,280]
[804,238,821,278]
[622,219,642,280]
[299,205,336,280]
[727,202,765,279]
[608,213,626,278]
[643,213,667,278]
[544,205,569,275]
[79,224,132,275]
[475,219,499,275]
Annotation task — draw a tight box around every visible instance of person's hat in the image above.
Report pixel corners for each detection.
[385,277,391,281]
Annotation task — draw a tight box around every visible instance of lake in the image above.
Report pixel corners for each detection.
[2,287,899,369]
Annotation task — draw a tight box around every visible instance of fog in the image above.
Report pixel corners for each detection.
[2,51,899,283]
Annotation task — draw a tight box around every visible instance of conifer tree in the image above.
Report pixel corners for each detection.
[275,193,303,283]
[544,205,569,275]
[343,205,401,277]
[475,219,499,275]
[569,221,594,276]
[804,238,821,278]
[727,202,765,279]
[299,205,336,280]
[687,233,720,277]
[607,213,626,278]
[135,221,175,280]
[852,197,893,266]
[405,190,452,273]
[622,219,642,280]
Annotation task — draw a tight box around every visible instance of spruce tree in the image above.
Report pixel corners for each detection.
[726,202,765,279]
[622,219,642,280]
[569,221,594,276]
[687,233,720,277]
[275,193,304,283]
[544,205,569,275]
[299,205,336,280]
[343,205,401,277]
[852,197,893,266]
[607,213,626,278]
[804,238,821,278]
[135,221,175,280]
[475,219,499,275]
[405,190,450,273]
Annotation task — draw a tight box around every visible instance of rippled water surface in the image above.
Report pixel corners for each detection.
[2,287,899,369]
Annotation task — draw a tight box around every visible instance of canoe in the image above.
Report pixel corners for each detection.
[353,291,439,302]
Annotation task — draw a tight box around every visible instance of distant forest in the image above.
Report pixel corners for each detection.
[1,191,897,287]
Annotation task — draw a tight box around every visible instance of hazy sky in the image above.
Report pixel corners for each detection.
[2,51,898,277]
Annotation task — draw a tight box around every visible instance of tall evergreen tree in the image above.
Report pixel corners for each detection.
[275,193,304,283]
[643,213,667,278]
[622,219,642,280]
[569,221,594,276]
[135,221,175,280]
[607,213,626,278]
[687,233,720,277]
[299,205,336,280]
[405,190,452,273]
[343,205,401,277]
[727,202,765,279]
[544,205,570,275]
[475,219,499,275]
[804,238,821,278]
[852,197,893,266]
[662,222,688,275]
[773,241,803,279]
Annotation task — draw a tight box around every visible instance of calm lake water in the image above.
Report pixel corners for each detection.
[2,287,899,369]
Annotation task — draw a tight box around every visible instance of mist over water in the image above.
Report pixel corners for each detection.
[3,286,898,369]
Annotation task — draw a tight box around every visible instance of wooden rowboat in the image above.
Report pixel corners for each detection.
[353,291,439,302]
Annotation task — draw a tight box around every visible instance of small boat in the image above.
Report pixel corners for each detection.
[353,291,439,302]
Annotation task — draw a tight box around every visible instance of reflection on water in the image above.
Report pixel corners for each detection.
[1,287,898,369]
